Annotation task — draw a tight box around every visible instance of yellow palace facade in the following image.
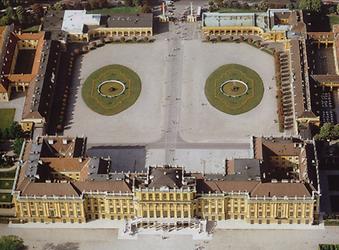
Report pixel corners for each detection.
[14,167,317,225]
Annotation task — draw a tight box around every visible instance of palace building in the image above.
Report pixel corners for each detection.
[0,25,45,102]
[12,136,319,226]
[201,9,295,42]
[52,10,153,43]
[0,24,63,131]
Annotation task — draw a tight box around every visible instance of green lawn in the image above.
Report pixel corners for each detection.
[329,15,339,28]
[319,244,339,250]
[88,6,140,15]
[215,8,260,13]
[0,109,15,130]
[0,179,14,190]
[205,64,264,115]
[0,193,12,203]
[82,64,142,116]
[0,170,16,179]
[23,25,41,33]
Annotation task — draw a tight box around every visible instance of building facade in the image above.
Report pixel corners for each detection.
[201,9,294,42]
[13,136,319,226]
[60,10,153,43]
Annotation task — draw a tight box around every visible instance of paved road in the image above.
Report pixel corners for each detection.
[1,224,339,250]
[162,23,184,164]
[0,164,17,172]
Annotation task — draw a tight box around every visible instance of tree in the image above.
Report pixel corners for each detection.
[8,122,23,139]
[215,0,223,8]
[328,5,336,14]
[15,5,25,24]
[0,235,24,250]
[299,0,322,12]
[88,0,98,9]
[31,3,43,18]
[133,0,142,6]
[141,4,152,13]
[315,123,339,141]
[12,138,24,156]
[336,4,339,14]
[0,15,10,25]
[53,1,64,10]
[5,6,15,20]
[3,128,10,140]
[125,0,133,6]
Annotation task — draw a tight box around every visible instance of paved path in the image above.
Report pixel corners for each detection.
[0,188,12,192]
[0,164,17,172]
[162,23,184,164]
[1,223,339,250]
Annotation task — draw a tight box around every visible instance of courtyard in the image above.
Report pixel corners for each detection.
[64,42,167,145]
[64,32,289,172]
[1,223,339,250]
[180,41,286,142]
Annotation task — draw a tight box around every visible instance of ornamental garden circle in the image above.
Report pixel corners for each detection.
[205,64,264,115]
[82,64,141,116]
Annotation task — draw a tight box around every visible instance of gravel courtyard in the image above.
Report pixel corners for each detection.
[64,42,167,145]
[1,223,339,250]
[180,41,286,143]
[63,37,292,173]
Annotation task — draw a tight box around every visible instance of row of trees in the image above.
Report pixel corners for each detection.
[0,3,43,26]
[0,0,34,9]
[298,0,322,12]
[208,0,269,12]
[0,122,25,156]
[123,0,152,12]
[0,235,24,250]
[315,123,339,141]
[51,0,152,13]
[208,0,325,13]
[0,122,24,140]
